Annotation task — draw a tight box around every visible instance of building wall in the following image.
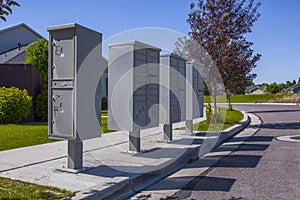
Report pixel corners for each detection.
[251,89,264,95]
[0,25,41,54]
[0,64,42,121]
[294,87,300,93]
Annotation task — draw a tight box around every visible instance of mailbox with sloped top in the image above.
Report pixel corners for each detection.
[160,54,186,142]
[48,23,103,172]
[108,41,161,153]
[185,61,204,134]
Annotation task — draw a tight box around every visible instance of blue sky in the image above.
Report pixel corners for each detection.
[1,0,299,84]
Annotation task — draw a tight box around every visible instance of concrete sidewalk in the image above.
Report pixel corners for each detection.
[0,114,249,199]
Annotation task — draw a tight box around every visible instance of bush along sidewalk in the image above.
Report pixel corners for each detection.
[0,87,32,124]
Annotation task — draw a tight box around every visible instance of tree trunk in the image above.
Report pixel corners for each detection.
[227,91,231,108]
[213,85,217,114]
[226,90,231,109]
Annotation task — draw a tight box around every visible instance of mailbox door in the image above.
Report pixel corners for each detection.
[146,49,159,126]
[133,49,148,128]
[192,67,203,118]
[133,86,147,127]
[177,59,186,121]
[51,90,74,138]
[51,29,75,80]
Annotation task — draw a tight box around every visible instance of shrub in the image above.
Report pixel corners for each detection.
[34,90,48,121]
[205,103,212,124]
[0,87,32,123]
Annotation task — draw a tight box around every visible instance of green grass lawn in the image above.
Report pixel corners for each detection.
[0,110,113,152]
[0,122,53,151]
[0,177,74,199]
[204,94,283,103]
[192,107,244,132]
[0,107,244,151]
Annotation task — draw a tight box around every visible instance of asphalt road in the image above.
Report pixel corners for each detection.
[133,104,300,200]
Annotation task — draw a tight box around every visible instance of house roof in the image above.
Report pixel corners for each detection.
[0,23,44,39]
[286,83,300,92]
[0,45,28,64]
[0,23,44,55]
[0,23,109,67]
[245,85,264,93]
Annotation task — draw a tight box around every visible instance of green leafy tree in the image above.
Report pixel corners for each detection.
[278,83,285,92]
[285,81,293,89]
[186,0,261,107]
[25,39,48,88]
[25,39,48,121]
[269,82,280,94]
[263,83,270,94]
[0,0,20,22]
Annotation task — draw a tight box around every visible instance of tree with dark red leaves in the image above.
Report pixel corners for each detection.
[186,0,261,107]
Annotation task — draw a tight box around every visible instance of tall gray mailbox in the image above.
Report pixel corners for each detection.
[48,23,103,171]
[160,54,186,141]
[108,41,161,153]
[185,61,204,134]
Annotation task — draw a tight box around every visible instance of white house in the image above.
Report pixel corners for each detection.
[286,83,300,94]
[245,85,264,95]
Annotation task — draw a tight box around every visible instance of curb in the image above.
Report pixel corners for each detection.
[72,111,250,200]
[214,111,250,148]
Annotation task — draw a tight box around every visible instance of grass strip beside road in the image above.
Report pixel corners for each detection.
[193,107,244,132]
[204,93,287,103]
[0,177,74,199]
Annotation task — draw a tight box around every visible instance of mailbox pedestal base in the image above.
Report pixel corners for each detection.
[185,120,193,135]
[56,140,89,174]
[163,124,173,142]
[129,131,141,153]
[68,140,83,170]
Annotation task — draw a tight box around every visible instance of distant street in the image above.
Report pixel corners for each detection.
[133,104,300,200]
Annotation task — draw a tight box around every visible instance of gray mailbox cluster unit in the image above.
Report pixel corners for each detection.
[48,23,103,171]
[108,41,161,152]
[185,62,204,134]
[47,23,204,169]
[160,54,186,142]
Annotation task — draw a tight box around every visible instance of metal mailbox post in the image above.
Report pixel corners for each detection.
[108,41,161,153]
[48,23,103,172]
[160,54,186,142]
[185,61,204,134]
